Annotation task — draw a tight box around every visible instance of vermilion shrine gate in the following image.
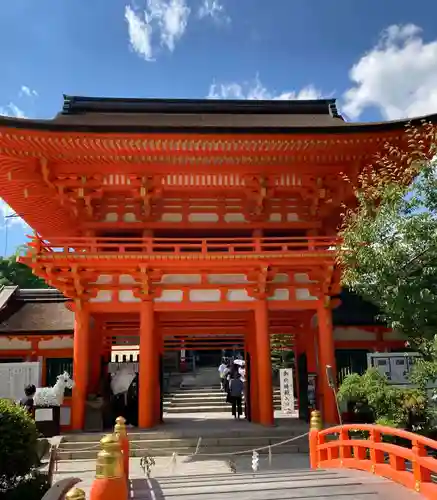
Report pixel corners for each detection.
[0,97,419,430]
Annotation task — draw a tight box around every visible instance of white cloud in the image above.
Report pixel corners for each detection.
[207,75,323,101]
[343,24,437,120]
[0,103,26,118]
[20,85,38,98]
[125,0,191,61]
[198,0,230,24]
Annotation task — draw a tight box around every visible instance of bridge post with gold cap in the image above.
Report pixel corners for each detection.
[114,416,129,481]
[89,434,128,500]
[66,487,86,500]
[309,410,322,469]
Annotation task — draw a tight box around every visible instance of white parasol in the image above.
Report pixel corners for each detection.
[110,365,135,395]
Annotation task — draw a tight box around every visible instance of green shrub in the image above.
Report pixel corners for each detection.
[337,368,433,430]
[1,471,50,500]
[0,399,39,486]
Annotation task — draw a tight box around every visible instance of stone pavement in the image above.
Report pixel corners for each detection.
[53,454,423,499]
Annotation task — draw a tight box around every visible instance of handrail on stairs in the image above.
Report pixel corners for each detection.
[308,410,437,500]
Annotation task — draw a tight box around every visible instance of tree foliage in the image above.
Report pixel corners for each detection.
[270,334,294,371]
[0,250,48,289]
[338,121,437,354]
[338,368,433,431]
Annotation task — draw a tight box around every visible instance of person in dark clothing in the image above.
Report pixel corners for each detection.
[20,384,36,415]
[228,374,244,419]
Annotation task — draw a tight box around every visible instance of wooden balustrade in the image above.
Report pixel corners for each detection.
[23,235,339,258]
[309,422,437,499]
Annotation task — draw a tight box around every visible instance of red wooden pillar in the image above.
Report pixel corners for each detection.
[153,326,162,423]
[89,318,103,394]
[138,300,156,428]
[71,305,90,431]
[247,320,259,423]
[254,300,274,426]
[317,300,337,424]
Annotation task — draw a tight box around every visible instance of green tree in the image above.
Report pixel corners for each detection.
[0,248,48,289]
[270,334,294,371]
[338,121,437,356]
[338,368,432,431]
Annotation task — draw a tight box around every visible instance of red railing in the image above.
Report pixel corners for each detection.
[23,235,339,258]
[309,422,437,499]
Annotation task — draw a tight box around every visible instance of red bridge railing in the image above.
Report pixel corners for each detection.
[22,235,339,258]
[309,411,437,499]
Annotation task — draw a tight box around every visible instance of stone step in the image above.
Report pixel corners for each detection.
[163,398,281,410]
[164,392,281,403]
[59,434,306,451]
[167,391,282,398]
[62,424,308,442]
[164,405,233,413]
[56,437,306,460]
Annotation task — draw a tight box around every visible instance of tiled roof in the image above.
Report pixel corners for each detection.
[0,302,74,332]
[0,287,73,333]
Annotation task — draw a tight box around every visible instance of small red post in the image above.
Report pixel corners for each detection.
[115,416,130,481]
[309,410,322,469]
[89,434,128,500]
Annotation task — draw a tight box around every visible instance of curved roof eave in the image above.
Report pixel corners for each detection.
[0,112,436,135]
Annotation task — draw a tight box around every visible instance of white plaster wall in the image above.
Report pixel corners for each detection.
[334,327,377,341]
[0,338,31,350]
[119,290,141,302]
[224,213,246,222]
[189,290,221,302]
[161,213,183,222]
[92,275,113,285]
[155,290,184,302]
[295,289,318,301]
[227,290,254,301]
[161,274,201,284]
[208,274,248,284]
[90,290,113,302]
[38,337,74,349]
[272,273,289,283]
[188,213,219,222]
[122,213,137,222]
[268,289,290,301]
[120,274,136,284]
[104,213,118,222]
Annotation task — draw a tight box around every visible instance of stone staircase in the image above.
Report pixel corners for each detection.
[163,386,283,414]
[164,366,285,414]
[56,421,309,461]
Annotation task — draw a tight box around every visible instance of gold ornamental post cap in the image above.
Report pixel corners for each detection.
[96,434,123,479]
[65,487,86,500]
[115,416,126,426]
[100,433,122,452]
[114,416,127,436]
[310,410,323,431]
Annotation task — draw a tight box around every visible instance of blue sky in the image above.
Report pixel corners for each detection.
[1,0,437,255]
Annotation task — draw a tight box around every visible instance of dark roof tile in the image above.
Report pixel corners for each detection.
[0,302,74,332]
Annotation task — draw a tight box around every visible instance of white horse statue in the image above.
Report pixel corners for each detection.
[34,371,75,407]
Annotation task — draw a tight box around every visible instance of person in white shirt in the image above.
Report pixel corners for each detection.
[218,358,228,390]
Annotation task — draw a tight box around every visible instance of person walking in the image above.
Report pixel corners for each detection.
[218,358,227,390]
[228,373,244,419]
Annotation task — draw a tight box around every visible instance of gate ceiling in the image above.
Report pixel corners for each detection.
[100,310,309,349]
